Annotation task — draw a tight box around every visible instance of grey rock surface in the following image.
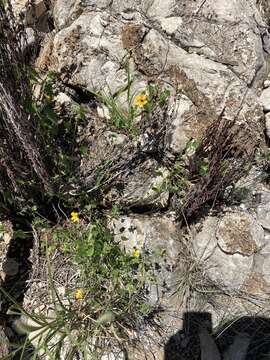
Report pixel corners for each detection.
[265,112,270,140]
[256,190,270,230]
[190,186,270,329]
[106,159,170,208]
[0,221,13,283]
[193,186,270,297]
[263,79,270,88]
[11,0,49,31]
[37,0,268,155]
[110,213,180,297]
[110,213,183,357]
[216,212,265,256]
[193,213,256,290]
[0,326,9,357]
[260,86,270,112]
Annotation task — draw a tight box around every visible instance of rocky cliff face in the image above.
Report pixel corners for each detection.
[3,0,270,359]
[43,0,267,153]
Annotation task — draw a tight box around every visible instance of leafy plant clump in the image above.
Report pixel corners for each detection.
[26,69,86,189]
[152,139,202,198]
[3,218,155,359]
[96,62,170,136]
[52,219,154,325]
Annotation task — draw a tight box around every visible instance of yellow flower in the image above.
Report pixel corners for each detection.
[134,93,148,108]
[133,248,140,258]
[75,289,84,300]
[71,211,79,223]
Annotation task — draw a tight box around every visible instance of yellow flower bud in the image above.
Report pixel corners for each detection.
[75,289,84,300]
[71,211,79,223]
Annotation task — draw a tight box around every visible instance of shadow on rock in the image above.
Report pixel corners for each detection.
[164,312,270,360]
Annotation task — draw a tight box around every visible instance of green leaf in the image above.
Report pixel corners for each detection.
[199,164,209,176]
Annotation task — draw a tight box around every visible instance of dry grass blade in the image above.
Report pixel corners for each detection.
[180,117,252,220]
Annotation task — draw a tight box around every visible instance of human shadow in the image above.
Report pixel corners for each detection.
[164,312,270,360]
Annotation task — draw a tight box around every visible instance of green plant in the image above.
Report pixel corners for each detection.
[95,62,170,136]
[52,220,154,323]
[152,140,200,196]
[165,163,190,195]
[14,66,93,216]
[1,220,155,359]
[22,68,90,197]
[109,203,122,219]
[96,78,138,135]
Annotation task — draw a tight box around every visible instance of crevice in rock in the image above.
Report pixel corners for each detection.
[62,81,97,105]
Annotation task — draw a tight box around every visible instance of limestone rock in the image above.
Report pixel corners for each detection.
[260,87,270,112]
[258,0,270,22]
[193,217,252,290]
[110,214,180,302]
[216,212,265,256]
[53,0,78,29]
[25,0,47,27]
[10,0,29,14]
[256,190,270,230]
[111,213,179,270]
[110,213,183,351]
[166,94,192,154]
[0,221,13,283]
[192,186,270,304]
[106,160,170,208]
[55,92,73,105]
[43,0,267,154]
[265,112,270,140]
[263,79,270,88]
[24,0,270,355]
[11,0,48,30]
[0,326,9,357]
[24,27,36,48]
[193,211,266,290]
[53,0,112,29]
